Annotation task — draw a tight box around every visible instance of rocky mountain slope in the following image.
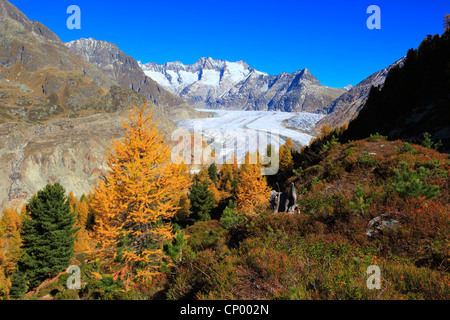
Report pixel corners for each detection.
[65,38,204,120]
[140,58,346,112]
[0,0,122,123]
[0,0,177,211]
[315,58,405,131]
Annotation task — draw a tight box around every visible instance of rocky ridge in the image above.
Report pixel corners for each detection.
[315,58,405,131]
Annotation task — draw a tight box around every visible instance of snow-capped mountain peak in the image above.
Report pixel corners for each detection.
[139,58,344,112]
[139,57,257,93]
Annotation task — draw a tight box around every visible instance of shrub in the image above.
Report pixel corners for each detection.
[165,249,237,300]
[220,200,245,231]
[325,160,344,181]
[396,142,417,154]
[392,163,440,199]
[356,152,378,168]
[368,133,388,142]
[185,221,227,252]
[292,166,304,177]
[343,147,357,157]
[322,135,340,152]
[421,132,443,151]
[349,186,372,216]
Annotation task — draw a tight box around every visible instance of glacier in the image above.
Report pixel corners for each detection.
[174,109,324,164]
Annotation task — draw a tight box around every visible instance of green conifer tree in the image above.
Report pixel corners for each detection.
[220,200,244,230]
[189,180,215,221]
[17,183,77,289]
[9,267,27,299]
[207,163,218,185]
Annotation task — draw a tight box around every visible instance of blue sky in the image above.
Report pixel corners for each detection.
[10,0,449,88]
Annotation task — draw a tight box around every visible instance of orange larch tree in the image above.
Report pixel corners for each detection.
[90,104,191,283]
[0,207,22,297]
[67,192,92,253]
[284,138,294,150]
[279,144,294,173]
[235,152,271,215]
[444,14,450,33]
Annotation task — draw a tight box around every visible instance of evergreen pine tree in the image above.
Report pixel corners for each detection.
[207,163,218,185]
[393,163,440,199]
[17,183,77,289]
[9,266,27,299]
[220,200,244,230]
[189,180,215,221]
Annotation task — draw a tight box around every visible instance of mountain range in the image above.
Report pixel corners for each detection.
[344,33,450,151]
[139,58,347,113]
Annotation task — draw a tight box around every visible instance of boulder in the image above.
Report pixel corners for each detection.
[269,182,299,214]
[366,213,400,238]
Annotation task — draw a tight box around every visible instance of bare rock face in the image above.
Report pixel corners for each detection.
[0,0,138,124]
[140,58,346,113]
[269,182,299,214]
[65,38,205,121]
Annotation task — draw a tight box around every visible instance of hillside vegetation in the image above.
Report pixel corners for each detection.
[1,125,448,300]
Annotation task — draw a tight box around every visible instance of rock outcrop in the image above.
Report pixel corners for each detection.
[0,105,177,212]
[366,213,400,238]
[269,182,299,214]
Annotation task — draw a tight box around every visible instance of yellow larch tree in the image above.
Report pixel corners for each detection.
[0,207,22,297]
[284,138,294,150]
[74,200,92,253]
[90,104,191,283]
[219,154,239,194]
[320,125,331,139]
[174,193,191,223]
[235,152,271,215]
[279,144,294,173]
[67,192,92,253]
